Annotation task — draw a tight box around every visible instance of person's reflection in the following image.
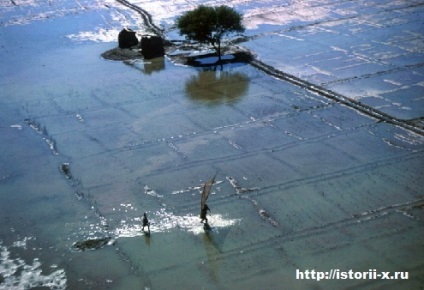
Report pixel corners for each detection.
[185,69,249,105]
[203,230,220,283]
[201,227,231,285]
[144,233,151,247]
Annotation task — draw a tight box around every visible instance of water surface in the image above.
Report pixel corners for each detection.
[1,0,423,289]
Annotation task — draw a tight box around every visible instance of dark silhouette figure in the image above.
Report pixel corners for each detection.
[200,204,211,223]
[141,35,165,59]
[118,28,138,49]
[142,213,150,233]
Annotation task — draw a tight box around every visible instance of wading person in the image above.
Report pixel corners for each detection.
[200,204,210,224]
[142,212,150,233]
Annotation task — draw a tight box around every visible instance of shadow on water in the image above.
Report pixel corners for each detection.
[185,69,250,105]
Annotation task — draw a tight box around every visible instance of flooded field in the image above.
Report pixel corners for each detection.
[1,0,423,289]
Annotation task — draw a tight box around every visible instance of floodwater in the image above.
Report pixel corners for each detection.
[1,0,423,289]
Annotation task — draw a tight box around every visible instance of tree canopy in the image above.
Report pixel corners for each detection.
[176,5,245,63]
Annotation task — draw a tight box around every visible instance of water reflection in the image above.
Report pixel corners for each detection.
[202,227,231,285]
[143,57,165,75]
[144,233,151,247]
[124,57,165,75]
[185,69,250,105]
[203,231,220,284]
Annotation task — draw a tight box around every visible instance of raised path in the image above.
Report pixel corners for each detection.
[115,0,163,36]
[249,58,424,136]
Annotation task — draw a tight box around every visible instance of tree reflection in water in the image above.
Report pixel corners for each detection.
[185,69,249,105]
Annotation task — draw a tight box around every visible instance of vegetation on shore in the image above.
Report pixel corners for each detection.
[176,5,245,65]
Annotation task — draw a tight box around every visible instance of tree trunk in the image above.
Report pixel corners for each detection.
[217,38,222,63]
[217,38,223,70]
[211,37,223,70]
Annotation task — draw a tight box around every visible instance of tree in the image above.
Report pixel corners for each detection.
[176,5,245,64]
